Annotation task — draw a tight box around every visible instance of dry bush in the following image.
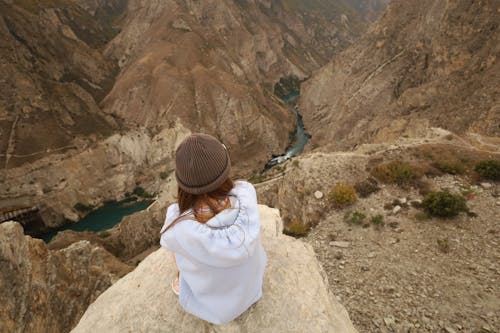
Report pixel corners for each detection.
[371,161,421,187]
[328,183,357,209]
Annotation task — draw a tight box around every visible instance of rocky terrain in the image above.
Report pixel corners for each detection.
[255,129,499,332]
[70,206,358,333]
[0,221,132,333]
[300,0,499,150]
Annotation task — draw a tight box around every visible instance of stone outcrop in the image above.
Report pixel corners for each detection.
[71,205,358,333]
[0,221,133,333]
[300,0,500,150]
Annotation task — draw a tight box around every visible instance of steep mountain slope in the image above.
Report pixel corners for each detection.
[301,0,499,149]
[0,0,126,169]
[0,0,386,228]
[101,0,382,166]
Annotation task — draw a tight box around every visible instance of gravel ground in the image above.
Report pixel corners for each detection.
[305,176,499,333]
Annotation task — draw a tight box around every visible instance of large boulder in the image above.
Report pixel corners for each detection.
[72,205,358,332]
[0,222,132,333]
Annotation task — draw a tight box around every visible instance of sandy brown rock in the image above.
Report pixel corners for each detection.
[0,221,132,333]
[101,0,384,170]
[0,1,122,169]
[301,0,500,149]
[0,125,189,227]
[71,205,358,333]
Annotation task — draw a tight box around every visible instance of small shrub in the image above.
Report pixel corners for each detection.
[371,161,420,186]
[283,219,309,237]
[329,183,357,209]
[475,160,500,181]
[421,191,468,218]
[74,203,94,212]
[133,186,155,198]
[371,214,384,226]
[354,178,380,198]
[292,160,300,168]
[344,211,366,225]
[433,160,465,175]
[437,238,450,253]
[98,231,111,238]
[160,172,169,180]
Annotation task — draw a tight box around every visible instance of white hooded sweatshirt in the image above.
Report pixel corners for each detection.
[160,181,267,324]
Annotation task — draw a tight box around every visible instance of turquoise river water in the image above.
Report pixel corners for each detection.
[41,198,153,242]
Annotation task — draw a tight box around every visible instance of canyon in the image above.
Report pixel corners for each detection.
[1,0,499,332]
[1,0,382,230]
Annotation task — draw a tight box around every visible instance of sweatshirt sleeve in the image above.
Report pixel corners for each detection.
[159,204,180,252]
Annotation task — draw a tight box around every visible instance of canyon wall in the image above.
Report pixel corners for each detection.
[301,0,499,149]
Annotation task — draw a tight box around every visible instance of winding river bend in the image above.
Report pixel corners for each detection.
[264,91,312,170]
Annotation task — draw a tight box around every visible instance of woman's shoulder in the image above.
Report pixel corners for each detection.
[166,203,180,218]
[233,180,256,194]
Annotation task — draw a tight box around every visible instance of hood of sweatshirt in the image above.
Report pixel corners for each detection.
[160,181,262,268]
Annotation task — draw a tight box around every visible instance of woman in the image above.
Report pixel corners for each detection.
[160,133,267,325]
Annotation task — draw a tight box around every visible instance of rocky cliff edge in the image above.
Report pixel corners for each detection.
[71,205,358,333]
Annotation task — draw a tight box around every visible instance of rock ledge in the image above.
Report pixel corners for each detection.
[72,205,357,333]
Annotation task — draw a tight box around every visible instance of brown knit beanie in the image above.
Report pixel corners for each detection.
[175,133,231,195]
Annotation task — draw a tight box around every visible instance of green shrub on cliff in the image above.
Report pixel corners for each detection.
[421,191,468,218]
[475,160,500,181]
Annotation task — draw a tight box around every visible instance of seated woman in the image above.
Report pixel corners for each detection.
[160,133,267,325]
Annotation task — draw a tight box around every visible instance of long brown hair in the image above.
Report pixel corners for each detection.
[162,178,235,234]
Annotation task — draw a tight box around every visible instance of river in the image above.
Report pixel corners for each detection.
[40,197,153,242]
[264,91,312,170]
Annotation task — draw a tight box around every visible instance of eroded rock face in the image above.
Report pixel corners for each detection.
[0,125,189,227]
[0,221,133,333]
[256,151,370,232]
[71,205,358,333]
[300,0,500,149]
[0,1,121,169]
[101,0,383,168]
